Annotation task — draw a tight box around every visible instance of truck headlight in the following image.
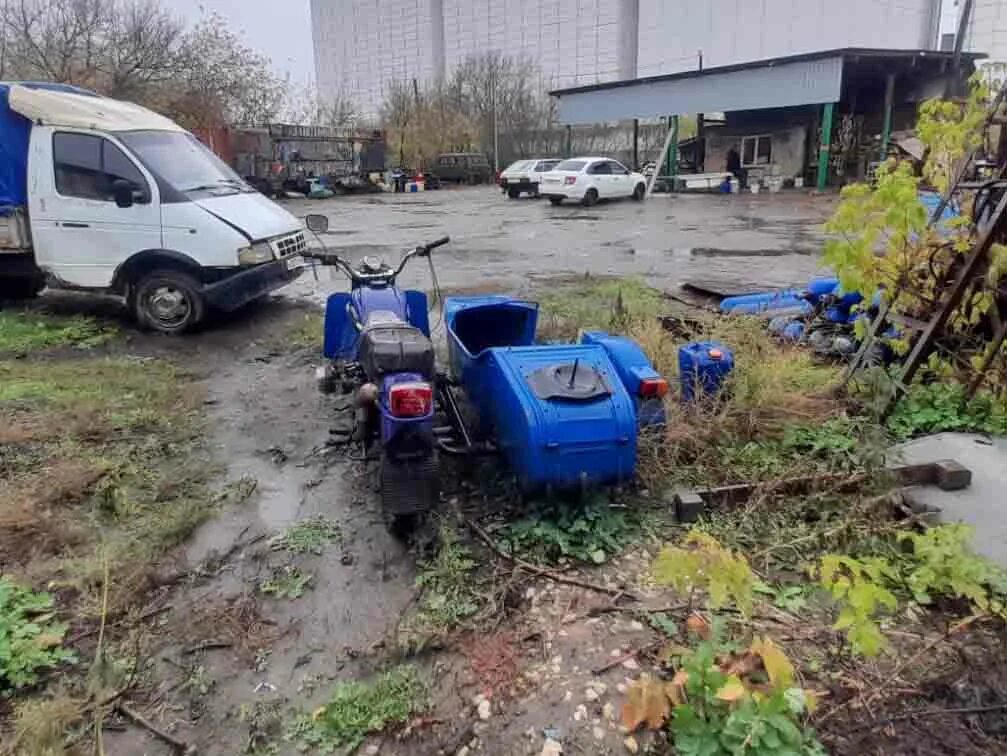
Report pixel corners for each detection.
[237,242,274,265]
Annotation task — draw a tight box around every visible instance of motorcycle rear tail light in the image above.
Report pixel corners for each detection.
[639,377,669,399]
[389,382,433,417]
[564,176,577,185]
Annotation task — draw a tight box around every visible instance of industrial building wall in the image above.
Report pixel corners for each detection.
[311,0,443,117]
[636,0,940,78]
[312,0,640,117]
[441,0,636,89]
[964,0,1007,64]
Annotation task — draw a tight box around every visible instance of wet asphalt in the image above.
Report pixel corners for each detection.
[282,186,838,303]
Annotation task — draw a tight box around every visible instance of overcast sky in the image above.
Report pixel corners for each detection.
[174,0,315,85]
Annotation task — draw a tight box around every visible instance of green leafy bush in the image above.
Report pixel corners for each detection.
[0,578,76,690]
[662,635,823,756]
[653,531,756,617]
[499,498,641,564]
[817,555,898,657]
[898,524,1007,612]
[887,383,1007,439]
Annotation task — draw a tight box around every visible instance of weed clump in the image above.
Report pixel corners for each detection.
[498,497,645,565]
[0,578,76,690]
[0,310,115,356]
[287,666,425,751]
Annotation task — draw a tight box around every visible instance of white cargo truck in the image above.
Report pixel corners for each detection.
[0,82,307,333]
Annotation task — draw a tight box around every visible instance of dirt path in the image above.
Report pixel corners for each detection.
[79,299,418,755]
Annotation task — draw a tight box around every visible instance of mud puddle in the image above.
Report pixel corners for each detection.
[97,300,419,755]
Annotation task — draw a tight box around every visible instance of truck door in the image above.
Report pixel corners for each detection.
[29,130,161,288]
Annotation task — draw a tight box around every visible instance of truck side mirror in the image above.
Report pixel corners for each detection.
[112,179,136,208]
[305,214,329,234]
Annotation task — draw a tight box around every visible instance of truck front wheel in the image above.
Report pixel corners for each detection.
[131,269,206,334]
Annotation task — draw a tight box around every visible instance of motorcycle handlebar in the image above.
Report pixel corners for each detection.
[305,235,449,280]
[421,236,450,254]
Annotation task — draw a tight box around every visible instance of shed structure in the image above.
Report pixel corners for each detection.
[550,48,983,190]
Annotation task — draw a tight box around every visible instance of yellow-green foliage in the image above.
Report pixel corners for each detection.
[817,555,898,657]
[653,531,755,617]
[898,524,1007,614]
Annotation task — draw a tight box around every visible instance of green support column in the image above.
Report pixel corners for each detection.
[665,115,679,188]
[816,102,834,191]
[880,73,895,160]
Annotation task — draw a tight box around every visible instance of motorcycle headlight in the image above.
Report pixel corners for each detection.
[237,242,274,266]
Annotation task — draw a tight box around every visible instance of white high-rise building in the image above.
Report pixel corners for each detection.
[312,0,637,117]
[311,0,943,117]
[961,0,1007,64]
[637,0,940,78]
[311,0,445,118]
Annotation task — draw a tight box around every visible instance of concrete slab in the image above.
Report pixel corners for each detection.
[894,433,1007,567]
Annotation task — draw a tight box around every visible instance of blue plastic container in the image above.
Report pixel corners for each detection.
[679,341,734,401]
[720,289,802,313]
[806,277,840,303]
[445,297,638,492]
[580,331,666,426]
[721,293,811,316]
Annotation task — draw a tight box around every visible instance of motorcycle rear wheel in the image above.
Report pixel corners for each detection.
[380,452,439,537]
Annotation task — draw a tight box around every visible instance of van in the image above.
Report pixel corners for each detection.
[0,82,306,333]
[432,153,491,184]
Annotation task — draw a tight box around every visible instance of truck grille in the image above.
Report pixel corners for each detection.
[271,231,306,258]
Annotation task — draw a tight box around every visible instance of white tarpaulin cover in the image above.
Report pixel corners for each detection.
[8,84,182,132]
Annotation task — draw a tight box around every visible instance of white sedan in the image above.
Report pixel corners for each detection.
[499,158,561,198]
[539,157,647,206]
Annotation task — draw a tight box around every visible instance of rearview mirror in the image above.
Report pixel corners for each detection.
[112,179,136,208]
[305,214,329,234]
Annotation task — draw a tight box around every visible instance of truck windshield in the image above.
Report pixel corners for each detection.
[117,130,252,196]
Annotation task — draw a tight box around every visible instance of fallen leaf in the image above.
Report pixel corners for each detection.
[720,650,761,678]
[664,680,685,706]
[715,675,747,702]
[685,613,710,639]
[750,637,794,689]
[34,633,64,649]
[621,675,670,732]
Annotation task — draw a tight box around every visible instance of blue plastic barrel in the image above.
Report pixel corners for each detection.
[806,277,840,303]
[679,341,735,402]
[782,321,805,342]
[719,289,801,313]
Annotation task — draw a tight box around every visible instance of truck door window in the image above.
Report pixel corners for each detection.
[53,132,148,202]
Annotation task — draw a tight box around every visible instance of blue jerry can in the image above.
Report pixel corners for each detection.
[679,341,734,402]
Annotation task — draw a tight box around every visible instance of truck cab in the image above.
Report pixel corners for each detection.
[0,83,307,332]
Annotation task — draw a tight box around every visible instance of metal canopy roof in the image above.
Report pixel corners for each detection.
[550,48,985,125]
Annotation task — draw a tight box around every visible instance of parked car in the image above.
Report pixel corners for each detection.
[499,158,561,198]
[432,152,492,184]
[0,81,305,332]
[539,157,647,206]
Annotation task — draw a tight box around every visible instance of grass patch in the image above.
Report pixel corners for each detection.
[0,356,210,613]
[287,666,425,752]
[268,515,341,555]
[285,309,324,350]
[627,315,849,488]
[0,310,115,356]
[259,566,313,600]
[537,276,665,341]
[498,496,646,565]
[399,525,479,647]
